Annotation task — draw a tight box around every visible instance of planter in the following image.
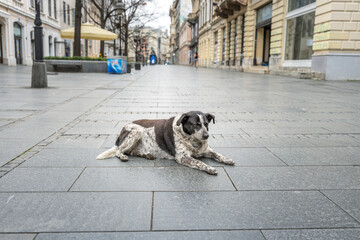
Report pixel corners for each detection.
[127,63,132,73]
[45,60,107,73]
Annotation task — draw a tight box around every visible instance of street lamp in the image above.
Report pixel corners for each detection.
[31,0,47,88]
[115,0,125,56]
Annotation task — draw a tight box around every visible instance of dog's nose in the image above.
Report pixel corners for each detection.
[202,132,209,140]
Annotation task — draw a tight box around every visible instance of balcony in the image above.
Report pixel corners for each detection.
[214,0,248,19]
[187,13,198,25]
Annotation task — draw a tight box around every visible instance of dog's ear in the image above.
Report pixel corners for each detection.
[205,113,215,124]
[176,113,189,126]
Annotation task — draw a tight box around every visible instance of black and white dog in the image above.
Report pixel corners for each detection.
[96,111,235,175]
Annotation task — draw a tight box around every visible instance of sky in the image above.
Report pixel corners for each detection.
[143,0,172,33]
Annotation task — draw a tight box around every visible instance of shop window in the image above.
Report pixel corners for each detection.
[234,18,237,60]
[222,28,225,62]
[288,0,316,12]
[285,0,315,61]
[214,31,218,62]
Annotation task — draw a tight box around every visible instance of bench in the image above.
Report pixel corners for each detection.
[52,63,82,72]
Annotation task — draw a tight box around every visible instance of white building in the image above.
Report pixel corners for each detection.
[0,0,62,66]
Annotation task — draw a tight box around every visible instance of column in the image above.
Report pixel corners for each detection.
[269,0,285,70]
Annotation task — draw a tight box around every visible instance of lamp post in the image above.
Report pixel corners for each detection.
[115,0,125,56]
[31,0,47,88]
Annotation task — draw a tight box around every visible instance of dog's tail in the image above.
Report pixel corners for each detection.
[96,146,117,160]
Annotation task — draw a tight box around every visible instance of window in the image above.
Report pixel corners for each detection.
[40,0,44,12]
[285,11,315,60]
[63,1,66,23]
[257,3,272,24]
[288,0,315,12]
[284,0,316,61]
[49,36,52,56]
[48,0,52,16]
[72,8,75,26]
[67,4,70,25]
[54,0,57,19]
[222,28,225,62]
[214,31,218,61]
[234,18,237,60]
[30,0,34,8]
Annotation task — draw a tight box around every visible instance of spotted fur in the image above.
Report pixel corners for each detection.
[96,111,235,175]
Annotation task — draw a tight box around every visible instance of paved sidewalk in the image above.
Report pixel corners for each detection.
[0,64,360,239]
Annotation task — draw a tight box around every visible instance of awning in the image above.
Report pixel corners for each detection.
[60,22,117,41]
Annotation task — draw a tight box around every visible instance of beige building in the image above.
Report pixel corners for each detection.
[196,0,360,80]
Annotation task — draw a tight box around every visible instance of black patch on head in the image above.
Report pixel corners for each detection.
[177,111,208,135]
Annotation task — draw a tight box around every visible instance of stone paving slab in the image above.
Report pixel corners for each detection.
[0,234,36,240]
[46,135,107,149]
[152,191,359,230]
[262,229,360,240]
[0,192,152,232]
[322,190,360,222]
[0,167,83,192]
[268,147,360,165]
[225,166,360,190]
[20,148,154,167]
[35,230,265,240]
[70,167,235,191]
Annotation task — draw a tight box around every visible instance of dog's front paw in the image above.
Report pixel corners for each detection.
[206,167,218,175]
[223,158,235,166]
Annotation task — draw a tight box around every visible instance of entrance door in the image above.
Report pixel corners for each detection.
[13,22,22,65]
[262,25,271,64]
[14,37,22,64]
[0,25,3,64]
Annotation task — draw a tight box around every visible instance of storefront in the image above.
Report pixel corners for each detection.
[254,3,272,66]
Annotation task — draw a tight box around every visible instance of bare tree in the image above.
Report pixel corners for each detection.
[84,0,158,56]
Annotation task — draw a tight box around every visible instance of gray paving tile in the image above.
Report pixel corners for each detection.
[303,135,360,147]
[21,148,153,167]
[225,166,360,190]
[241,127,332,136]
[0,234,36,240]
[262,229,360,240]
[46,135,107,149]
[153,191,359,230]
[268,147,360,165]
[0,192,152,232]
[0,168,83,192]
[70,167,235,191]
[322,190,360,223]
[35,231,265,240]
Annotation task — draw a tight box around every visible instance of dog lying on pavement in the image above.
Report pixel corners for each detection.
[96,111,235,175]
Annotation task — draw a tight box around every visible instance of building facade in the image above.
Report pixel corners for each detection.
[0,0,61,66]
[189,0,360,80]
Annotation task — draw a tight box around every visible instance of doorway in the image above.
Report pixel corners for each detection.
[254,3,272,66]
[0,24,3,64]
[14,22,23,65]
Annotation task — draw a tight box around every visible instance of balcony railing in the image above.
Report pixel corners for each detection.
[214,0,247,19]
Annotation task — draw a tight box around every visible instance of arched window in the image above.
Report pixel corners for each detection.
[49,36,53,56]
[54,37,57,56]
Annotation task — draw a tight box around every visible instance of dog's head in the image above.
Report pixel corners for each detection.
[176,111,215,142]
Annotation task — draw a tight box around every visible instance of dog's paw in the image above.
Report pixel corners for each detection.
[224,159,235,166]
[206,167,218,175]
[116,152,129,162]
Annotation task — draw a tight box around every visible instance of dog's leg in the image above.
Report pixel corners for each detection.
[176,154,218,175]
[116,124,143,162]
[203,147,235,165]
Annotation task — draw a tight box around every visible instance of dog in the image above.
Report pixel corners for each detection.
[96,111,235,175]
